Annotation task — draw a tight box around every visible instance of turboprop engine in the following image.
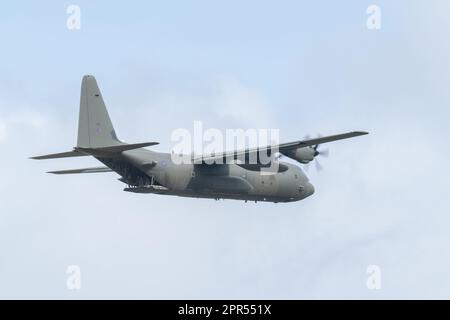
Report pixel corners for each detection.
[282,147,315,164]
[282,143,329,171]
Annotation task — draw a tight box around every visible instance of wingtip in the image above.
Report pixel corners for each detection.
[143,142,160,147]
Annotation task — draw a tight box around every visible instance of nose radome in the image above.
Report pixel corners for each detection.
[305,182,315,197]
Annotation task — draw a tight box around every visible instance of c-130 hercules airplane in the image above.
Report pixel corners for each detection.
[31,75,368,203]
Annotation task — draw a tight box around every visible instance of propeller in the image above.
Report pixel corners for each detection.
[304,135,329,172]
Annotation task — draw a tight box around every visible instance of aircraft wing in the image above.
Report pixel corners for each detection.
[193,131,368,163]
[47,166,113,174]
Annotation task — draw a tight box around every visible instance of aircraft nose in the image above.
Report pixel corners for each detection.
[297,182,315,199]
[305,182,315,197]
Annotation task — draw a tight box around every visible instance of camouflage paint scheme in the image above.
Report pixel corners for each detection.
[32,75,367,203]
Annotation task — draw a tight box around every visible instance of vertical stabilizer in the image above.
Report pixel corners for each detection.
[77,75,121,148]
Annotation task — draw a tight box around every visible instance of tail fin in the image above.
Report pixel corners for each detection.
[77,75,121,148]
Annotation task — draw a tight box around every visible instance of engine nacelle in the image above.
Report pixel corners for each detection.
[282,147,315,164]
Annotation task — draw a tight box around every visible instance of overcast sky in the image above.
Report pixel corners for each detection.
[1,1,449,299]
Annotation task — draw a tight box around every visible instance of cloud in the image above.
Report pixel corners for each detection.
[0,109,47,142]
[1,1,450,299]
[110,74,275,151]
[0,120,6,142]
[211,75,274,128]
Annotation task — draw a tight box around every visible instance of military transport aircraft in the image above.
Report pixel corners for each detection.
[31,75,368,203]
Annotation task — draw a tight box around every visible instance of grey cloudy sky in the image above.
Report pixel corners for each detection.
[0,1,449,299]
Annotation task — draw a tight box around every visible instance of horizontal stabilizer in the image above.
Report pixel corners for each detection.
[75,141,159,156]
[32,142,159,160]
[30,150,88,160]
[47,166,113,174]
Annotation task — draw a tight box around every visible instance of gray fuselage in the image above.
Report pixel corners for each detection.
[104,149,315,203]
